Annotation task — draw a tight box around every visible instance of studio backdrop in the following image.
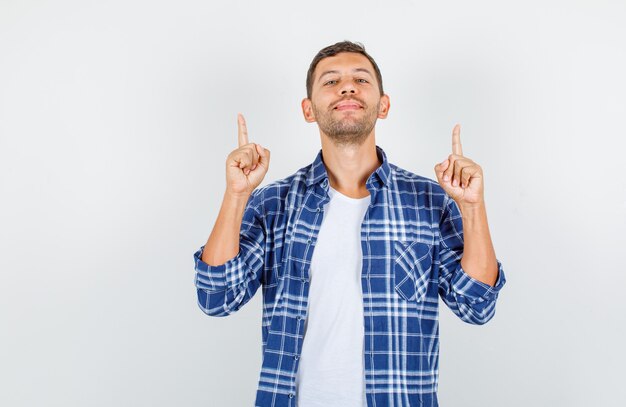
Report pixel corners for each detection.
[1,1,625,406]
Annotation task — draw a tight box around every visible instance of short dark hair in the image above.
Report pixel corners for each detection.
[306,40,384,99]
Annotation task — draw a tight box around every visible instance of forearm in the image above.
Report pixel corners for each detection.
[458,202,498,286]
[201,191,251,266]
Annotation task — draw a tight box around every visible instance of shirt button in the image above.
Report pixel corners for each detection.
[289,393,294,398]
[301,277,306,282]
[297,316,302,320]
[307,239,312,244]
[316,207,320,212]
[294,355,299,360]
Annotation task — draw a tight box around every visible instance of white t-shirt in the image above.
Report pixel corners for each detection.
[295,185,371,407]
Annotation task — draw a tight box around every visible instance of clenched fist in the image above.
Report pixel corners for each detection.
[226,113,271,197]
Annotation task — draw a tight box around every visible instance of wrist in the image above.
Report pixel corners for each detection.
[223,190,252,213]
[224,188,252,202]
[458,201,487,219]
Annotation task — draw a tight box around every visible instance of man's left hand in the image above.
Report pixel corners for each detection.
[434,124,484,209]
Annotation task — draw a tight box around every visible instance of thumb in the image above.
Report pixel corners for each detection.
[434,159,449,183]
[256,144,270,167]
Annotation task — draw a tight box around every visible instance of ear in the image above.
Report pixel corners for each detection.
[301,98,316,123]
[377,94,390,119]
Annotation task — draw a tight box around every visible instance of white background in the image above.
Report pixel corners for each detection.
[1,1,625,406]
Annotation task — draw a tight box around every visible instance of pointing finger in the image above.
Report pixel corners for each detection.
[237,113,249,147]
[452,124,463,156]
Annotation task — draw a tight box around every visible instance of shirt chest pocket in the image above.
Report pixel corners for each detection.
[393,240,433,303]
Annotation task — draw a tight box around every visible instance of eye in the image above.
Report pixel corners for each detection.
[356,78,368,83]
[324,80,337,86]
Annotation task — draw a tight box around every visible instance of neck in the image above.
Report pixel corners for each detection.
[319,131,380,199]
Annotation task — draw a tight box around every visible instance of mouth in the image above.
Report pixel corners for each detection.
[333,100,363,111]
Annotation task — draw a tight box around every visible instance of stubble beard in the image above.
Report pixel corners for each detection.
[312,100,379,147]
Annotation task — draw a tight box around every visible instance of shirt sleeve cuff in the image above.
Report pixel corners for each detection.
[451,259,506,304]
[194,245,240,291]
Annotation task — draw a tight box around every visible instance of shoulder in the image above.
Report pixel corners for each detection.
[249,164,312,209]
[390,163,445,195]
[388,162,454,218]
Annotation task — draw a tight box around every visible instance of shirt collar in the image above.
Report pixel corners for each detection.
[305,144,392,190]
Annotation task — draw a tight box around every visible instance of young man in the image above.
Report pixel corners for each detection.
[194,41,506,407]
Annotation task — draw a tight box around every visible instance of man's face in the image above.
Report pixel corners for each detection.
[302,52,390,146]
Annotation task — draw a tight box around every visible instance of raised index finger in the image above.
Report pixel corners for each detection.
[451,124,463,156]
[237,113,249,147]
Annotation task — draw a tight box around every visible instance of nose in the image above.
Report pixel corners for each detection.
[339,81,356,95]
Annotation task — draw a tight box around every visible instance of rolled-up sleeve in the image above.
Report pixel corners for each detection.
[436,195,507,325]
[194,189,266,317]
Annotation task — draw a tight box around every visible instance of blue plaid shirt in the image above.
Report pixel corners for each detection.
[194,145,506,407]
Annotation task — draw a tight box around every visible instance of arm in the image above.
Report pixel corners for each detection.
[434,124,506,324]
[194,113,271,316]
[436,195,506,325]
[459,202,498,286]
[194,189,266,317]
[201,191,250,266]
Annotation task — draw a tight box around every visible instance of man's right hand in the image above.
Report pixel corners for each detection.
[225,113,271,197]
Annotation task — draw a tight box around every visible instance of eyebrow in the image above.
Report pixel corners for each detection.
[317,68,374,81]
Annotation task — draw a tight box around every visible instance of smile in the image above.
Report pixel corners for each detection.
[334,103,362,111]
